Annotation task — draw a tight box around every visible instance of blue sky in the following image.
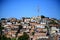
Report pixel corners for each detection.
[0,0,60,19]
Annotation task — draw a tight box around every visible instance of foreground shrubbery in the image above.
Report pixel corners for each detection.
[0,35,11,40]
[18,32,29,40]
[0,32,29,40]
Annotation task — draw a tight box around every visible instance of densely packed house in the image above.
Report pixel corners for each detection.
[0,16,60,40]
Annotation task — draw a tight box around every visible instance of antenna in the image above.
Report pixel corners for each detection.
[37,5,40,16]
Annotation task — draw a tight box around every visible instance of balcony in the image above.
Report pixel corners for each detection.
[37,36,49,39]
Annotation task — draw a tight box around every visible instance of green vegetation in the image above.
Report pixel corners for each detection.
[0,33,29,40]
[16,25,23,37]
[41,15,45,18]
[1,18,6,20]
[11,38,16,40]
[0,23,11,40]
[18,32,29,40]
[32,32,35,35]
[49,20,58,24]
[0,23,29,40]
[45,26,50,36]
[0,22,4,36]
[0,35,11,40]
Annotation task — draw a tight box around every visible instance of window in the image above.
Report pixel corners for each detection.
[59,29,60,32]
[31,38,33,40]
[59,37,60,40]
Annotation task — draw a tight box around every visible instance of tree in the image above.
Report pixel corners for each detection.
[0,35,11,40]
[15,25,23,37]
[41,15,45,18]
[49,20,58,24]
[11,38,16,40]
[32,32,35,35]
[22,17,25,22]
[0,22,4,36]
[18,32,29,40]
[45,26,50,36]
[1,18,6,20]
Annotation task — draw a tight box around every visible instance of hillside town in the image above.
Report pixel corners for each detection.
[0,15,60,40]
